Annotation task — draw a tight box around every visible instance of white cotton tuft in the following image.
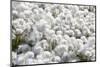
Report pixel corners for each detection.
[17,44,31,53]
[24,51,34,59]
[32,46,44,55]
[12,52,17,64]
[54,45,68,57]
[52,56,61,62]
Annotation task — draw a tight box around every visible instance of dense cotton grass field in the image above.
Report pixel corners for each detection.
[11,1,96,66]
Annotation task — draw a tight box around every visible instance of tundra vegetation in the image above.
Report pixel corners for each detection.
[12,1,96,65]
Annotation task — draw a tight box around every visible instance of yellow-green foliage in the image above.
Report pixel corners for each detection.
[47,39,58,51]
[77,52,91,61]
[12,34,25,51]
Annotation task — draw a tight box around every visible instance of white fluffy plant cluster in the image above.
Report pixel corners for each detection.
[12,1,96,65]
